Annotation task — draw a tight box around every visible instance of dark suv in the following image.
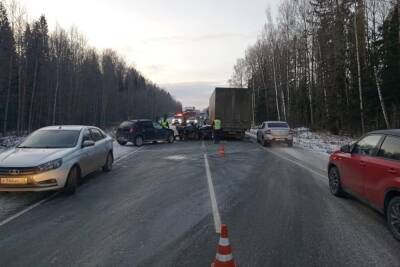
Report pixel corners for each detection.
[116,120,174,147]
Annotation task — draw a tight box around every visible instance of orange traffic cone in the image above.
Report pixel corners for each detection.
[218,144,225,157]
[211,224,236,267]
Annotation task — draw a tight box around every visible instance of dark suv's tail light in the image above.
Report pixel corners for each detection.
[129,128,134,133]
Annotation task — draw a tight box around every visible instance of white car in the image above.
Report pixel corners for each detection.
[0,126,113,194]
[256,121,294,147]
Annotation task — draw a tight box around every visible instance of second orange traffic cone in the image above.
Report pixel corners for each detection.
[211,224,236,267]
[218,144,225,157]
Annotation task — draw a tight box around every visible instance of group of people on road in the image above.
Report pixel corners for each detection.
[159,115,222,144]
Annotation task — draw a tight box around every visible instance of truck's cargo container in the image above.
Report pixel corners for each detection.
[209,87,251,139]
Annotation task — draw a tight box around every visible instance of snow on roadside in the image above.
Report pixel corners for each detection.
[246,127,357,172]
[294,128,356,155]
[0,136,25,154]
[105,128,138,160]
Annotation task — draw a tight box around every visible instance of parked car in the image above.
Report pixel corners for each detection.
[0,125,113,194]
[256,121,294,147]
[328,130,400,240]
[116,120,174,146]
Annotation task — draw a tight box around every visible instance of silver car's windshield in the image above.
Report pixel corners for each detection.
[18,130,81,149]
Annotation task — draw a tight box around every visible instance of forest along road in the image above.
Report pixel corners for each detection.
[0,140,399,266]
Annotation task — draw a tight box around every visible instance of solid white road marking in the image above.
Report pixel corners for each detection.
[246,132,327,181]
[261,146,327,182]
[0,146,145,228]
[204,153,222,233]
[0,193,58,227]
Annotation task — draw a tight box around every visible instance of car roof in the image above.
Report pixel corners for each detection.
[264,121,288,124]
[369,129,400,137]
[40,125,89,131]
[124,119,152,123]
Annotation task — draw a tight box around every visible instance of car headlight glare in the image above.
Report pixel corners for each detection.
[37,159,63,173]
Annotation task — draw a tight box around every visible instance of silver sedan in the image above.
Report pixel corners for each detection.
[0,126,114,194]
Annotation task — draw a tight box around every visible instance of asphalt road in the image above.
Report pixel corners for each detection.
[0,139,399,266]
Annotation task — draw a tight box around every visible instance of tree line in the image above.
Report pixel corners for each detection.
[229,0,399,135]
[0,1,181,136]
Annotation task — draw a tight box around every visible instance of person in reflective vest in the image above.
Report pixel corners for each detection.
[212,119,222,144]
[160,117,169,129]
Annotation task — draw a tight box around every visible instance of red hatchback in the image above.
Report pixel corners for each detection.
[328,130,400,240]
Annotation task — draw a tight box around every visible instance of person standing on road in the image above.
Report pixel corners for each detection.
[212,118,222,144]
[160,116,169,129]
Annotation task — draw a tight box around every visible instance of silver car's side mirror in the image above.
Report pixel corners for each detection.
[82,140,95,148]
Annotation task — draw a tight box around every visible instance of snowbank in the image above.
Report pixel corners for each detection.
[0,136,25,154]
[294,128,356,155]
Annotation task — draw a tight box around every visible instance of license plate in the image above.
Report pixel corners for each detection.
[1,178,28,185]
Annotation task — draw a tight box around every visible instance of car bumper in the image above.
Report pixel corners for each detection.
[0,165,70,192]
[264,134,293,142]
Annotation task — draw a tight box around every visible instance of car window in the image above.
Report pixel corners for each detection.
[90,128,105,142]
[141,121,154,129]
[17,130,81,148]
[378,136,400,161]
[267,122,289,128]
[82,129,92,142]
[353,135,382,156]
[153,123,163,130]
[119,121,134,128]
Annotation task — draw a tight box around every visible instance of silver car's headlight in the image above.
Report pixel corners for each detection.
[37,159,63,173]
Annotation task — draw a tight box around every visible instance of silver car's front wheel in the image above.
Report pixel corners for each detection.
[64,166,79,195]
[102,152,113,172]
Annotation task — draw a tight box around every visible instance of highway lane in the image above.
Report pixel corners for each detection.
[0,141,139,222]
[0,140,399,266]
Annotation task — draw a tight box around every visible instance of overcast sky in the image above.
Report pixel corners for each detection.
[16,0,282,109]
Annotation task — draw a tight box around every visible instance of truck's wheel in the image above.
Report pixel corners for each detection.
[102,152,113,172]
